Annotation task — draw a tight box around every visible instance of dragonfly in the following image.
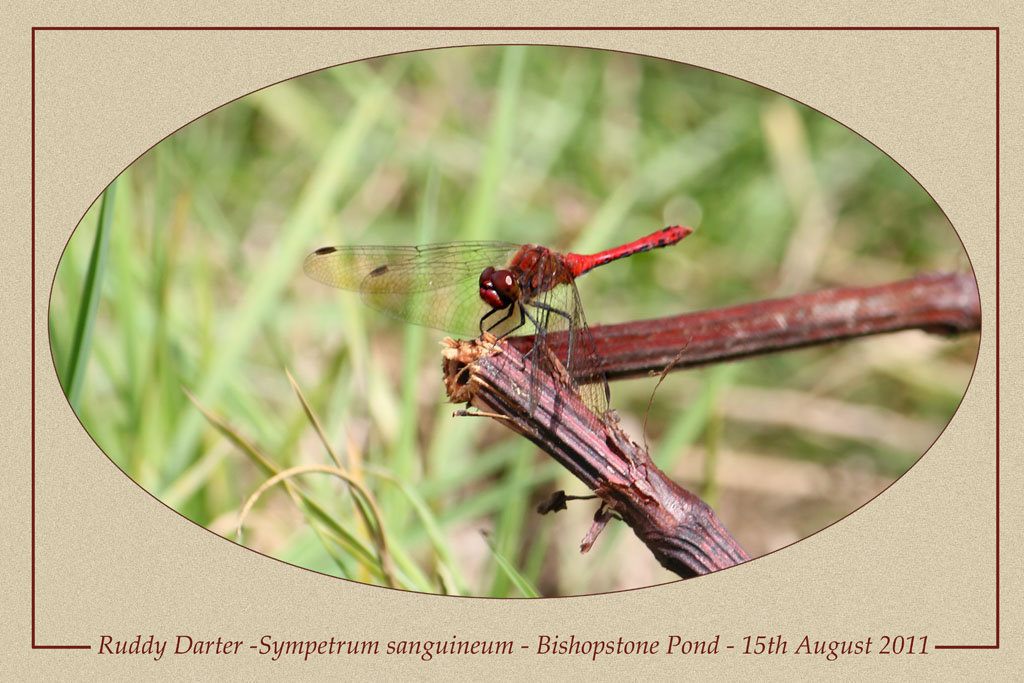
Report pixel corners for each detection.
[304,225,693,415]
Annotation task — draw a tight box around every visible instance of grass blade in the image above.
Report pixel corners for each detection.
[62,179,117,409]
[482,532,539,598]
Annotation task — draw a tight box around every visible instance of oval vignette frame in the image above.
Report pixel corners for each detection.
[47,42,982,598]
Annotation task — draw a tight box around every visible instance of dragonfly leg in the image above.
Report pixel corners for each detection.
[478,304,531,375]
[479,303,520,337]
[527,300,573,323]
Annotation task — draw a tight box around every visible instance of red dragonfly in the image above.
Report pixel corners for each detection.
[304,225,692,414]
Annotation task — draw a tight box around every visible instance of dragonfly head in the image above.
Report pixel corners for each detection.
[479,266,519,310]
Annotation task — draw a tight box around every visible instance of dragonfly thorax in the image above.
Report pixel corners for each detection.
[479,266,520,310]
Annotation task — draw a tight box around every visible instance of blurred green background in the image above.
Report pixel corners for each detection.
[49,45,976,596]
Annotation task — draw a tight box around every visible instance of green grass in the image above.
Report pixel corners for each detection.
[58,178,116,410]
[48,46,977,596]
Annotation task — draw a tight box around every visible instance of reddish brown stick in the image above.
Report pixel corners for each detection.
[442,337,749,579]
[508,272,980,382]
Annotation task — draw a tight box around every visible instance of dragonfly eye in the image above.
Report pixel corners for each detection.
[479,267,518,309]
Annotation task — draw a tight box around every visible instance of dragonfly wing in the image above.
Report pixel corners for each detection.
[303,242,521,337]
[563,283,610,415]
[361,281,489,337]
[527,282,609,415]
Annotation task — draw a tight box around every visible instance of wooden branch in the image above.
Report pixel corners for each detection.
[442,336,750,579]
[439,272,978,580]
[507,271,980,382]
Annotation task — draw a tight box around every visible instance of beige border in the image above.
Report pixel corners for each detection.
[3,4,1019,677]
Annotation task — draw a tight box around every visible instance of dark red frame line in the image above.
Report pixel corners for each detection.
[29,25,999,651]
[30,28,91,651]
[928,25,1003,652]
[932,25,1001,652]
[26,26,1000,30]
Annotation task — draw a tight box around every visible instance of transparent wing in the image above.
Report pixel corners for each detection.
[525,282,610,415]
[303,242,521,337]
